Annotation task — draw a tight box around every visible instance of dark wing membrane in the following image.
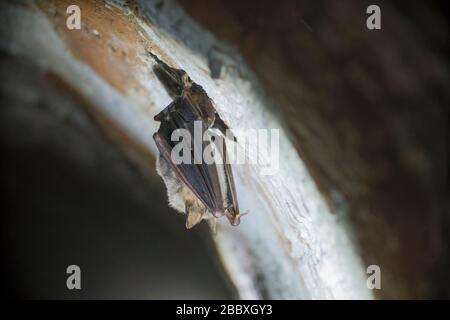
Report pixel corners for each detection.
[186,120,225,217]
[153,98,226,215]
[154,132,214,210]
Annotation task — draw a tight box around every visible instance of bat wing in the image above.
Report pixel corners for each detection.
[153,98,227,216]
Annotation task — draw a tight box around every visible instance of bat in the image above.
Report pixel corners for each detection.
[150,53,242,230]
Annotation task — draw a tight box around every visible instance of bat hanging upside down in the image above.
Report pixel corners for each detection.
[150,53,242,230]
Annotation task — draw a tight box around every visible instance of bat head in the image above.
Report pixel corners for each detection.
[153,64,187,98]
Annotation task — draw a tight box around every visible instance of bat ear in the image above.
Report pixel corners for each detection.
[185,202,204,229]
